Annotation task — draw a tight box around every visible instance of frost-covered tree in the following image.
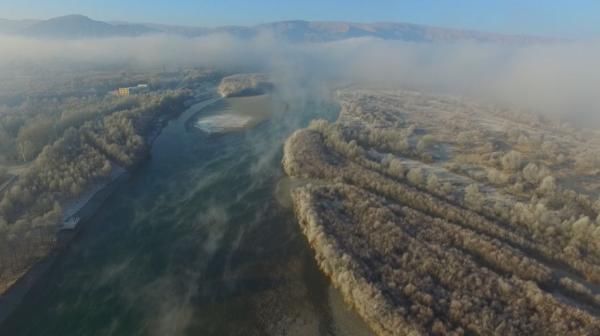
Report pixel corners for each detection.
[417,134,435,152]
[538,176,557,195]
[407,167,425,186]
[523,163,550,184]
[441,182,453,196]
[426,174,441,193]
[487,168,509,185]
[388,159,407,178]
[502,150,525,171]
[464,183,484,210]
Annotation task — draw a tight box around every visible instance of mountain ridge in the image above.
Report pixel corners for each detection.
[16,14,157,38]
[0,14,562,44]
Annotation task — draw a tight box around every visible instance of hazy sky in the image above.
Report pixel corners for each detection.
[1,0,599,37]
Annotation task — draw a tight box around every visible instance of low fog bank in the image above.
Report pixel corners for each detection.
[1,33,599,125]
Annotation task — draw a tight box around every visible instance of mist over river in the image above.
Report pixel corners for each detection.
[0,91,372,335]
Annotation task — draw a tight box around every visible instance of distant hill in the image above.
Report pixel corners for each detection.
[254,21,558,44]
[17,14,156,39]
[0,18,38,34]
[144,20,557,44]
[0,15,558,44]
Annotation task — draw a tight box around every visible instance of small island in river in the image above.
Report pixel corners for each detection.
[195,74,281,134]
[217,73,274,98]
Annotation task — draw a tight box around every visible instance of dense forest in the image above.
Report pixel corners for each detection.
[0,68,219,292]
[283,89,600,335]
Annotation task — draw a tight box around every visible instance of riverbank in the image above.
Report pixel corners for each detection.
[282,88,600,335]
[0,85,360,335]
[0,167,127,324]
[0,94,218,326]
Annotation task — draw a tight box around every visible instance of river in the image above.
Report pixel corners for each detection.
[0,92,373,335]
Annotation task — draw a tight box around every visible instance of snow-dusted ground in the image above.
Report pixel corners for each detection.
[195,114,254,134]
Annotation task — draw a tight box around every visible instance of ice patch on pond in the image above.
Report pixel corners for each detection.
[195,114,254,134]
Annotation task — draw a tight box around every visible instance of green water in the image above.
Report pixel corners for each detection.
[0,94,371,335]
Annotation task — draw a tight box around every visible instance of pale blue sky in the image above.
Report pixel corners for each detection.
[0,0,599,37]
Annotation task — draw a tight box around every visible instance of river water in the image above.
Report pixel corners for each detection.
[0,92,373,336]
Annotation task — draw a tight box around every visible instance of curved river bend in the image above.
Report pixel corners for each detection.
[0,93,373,336]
